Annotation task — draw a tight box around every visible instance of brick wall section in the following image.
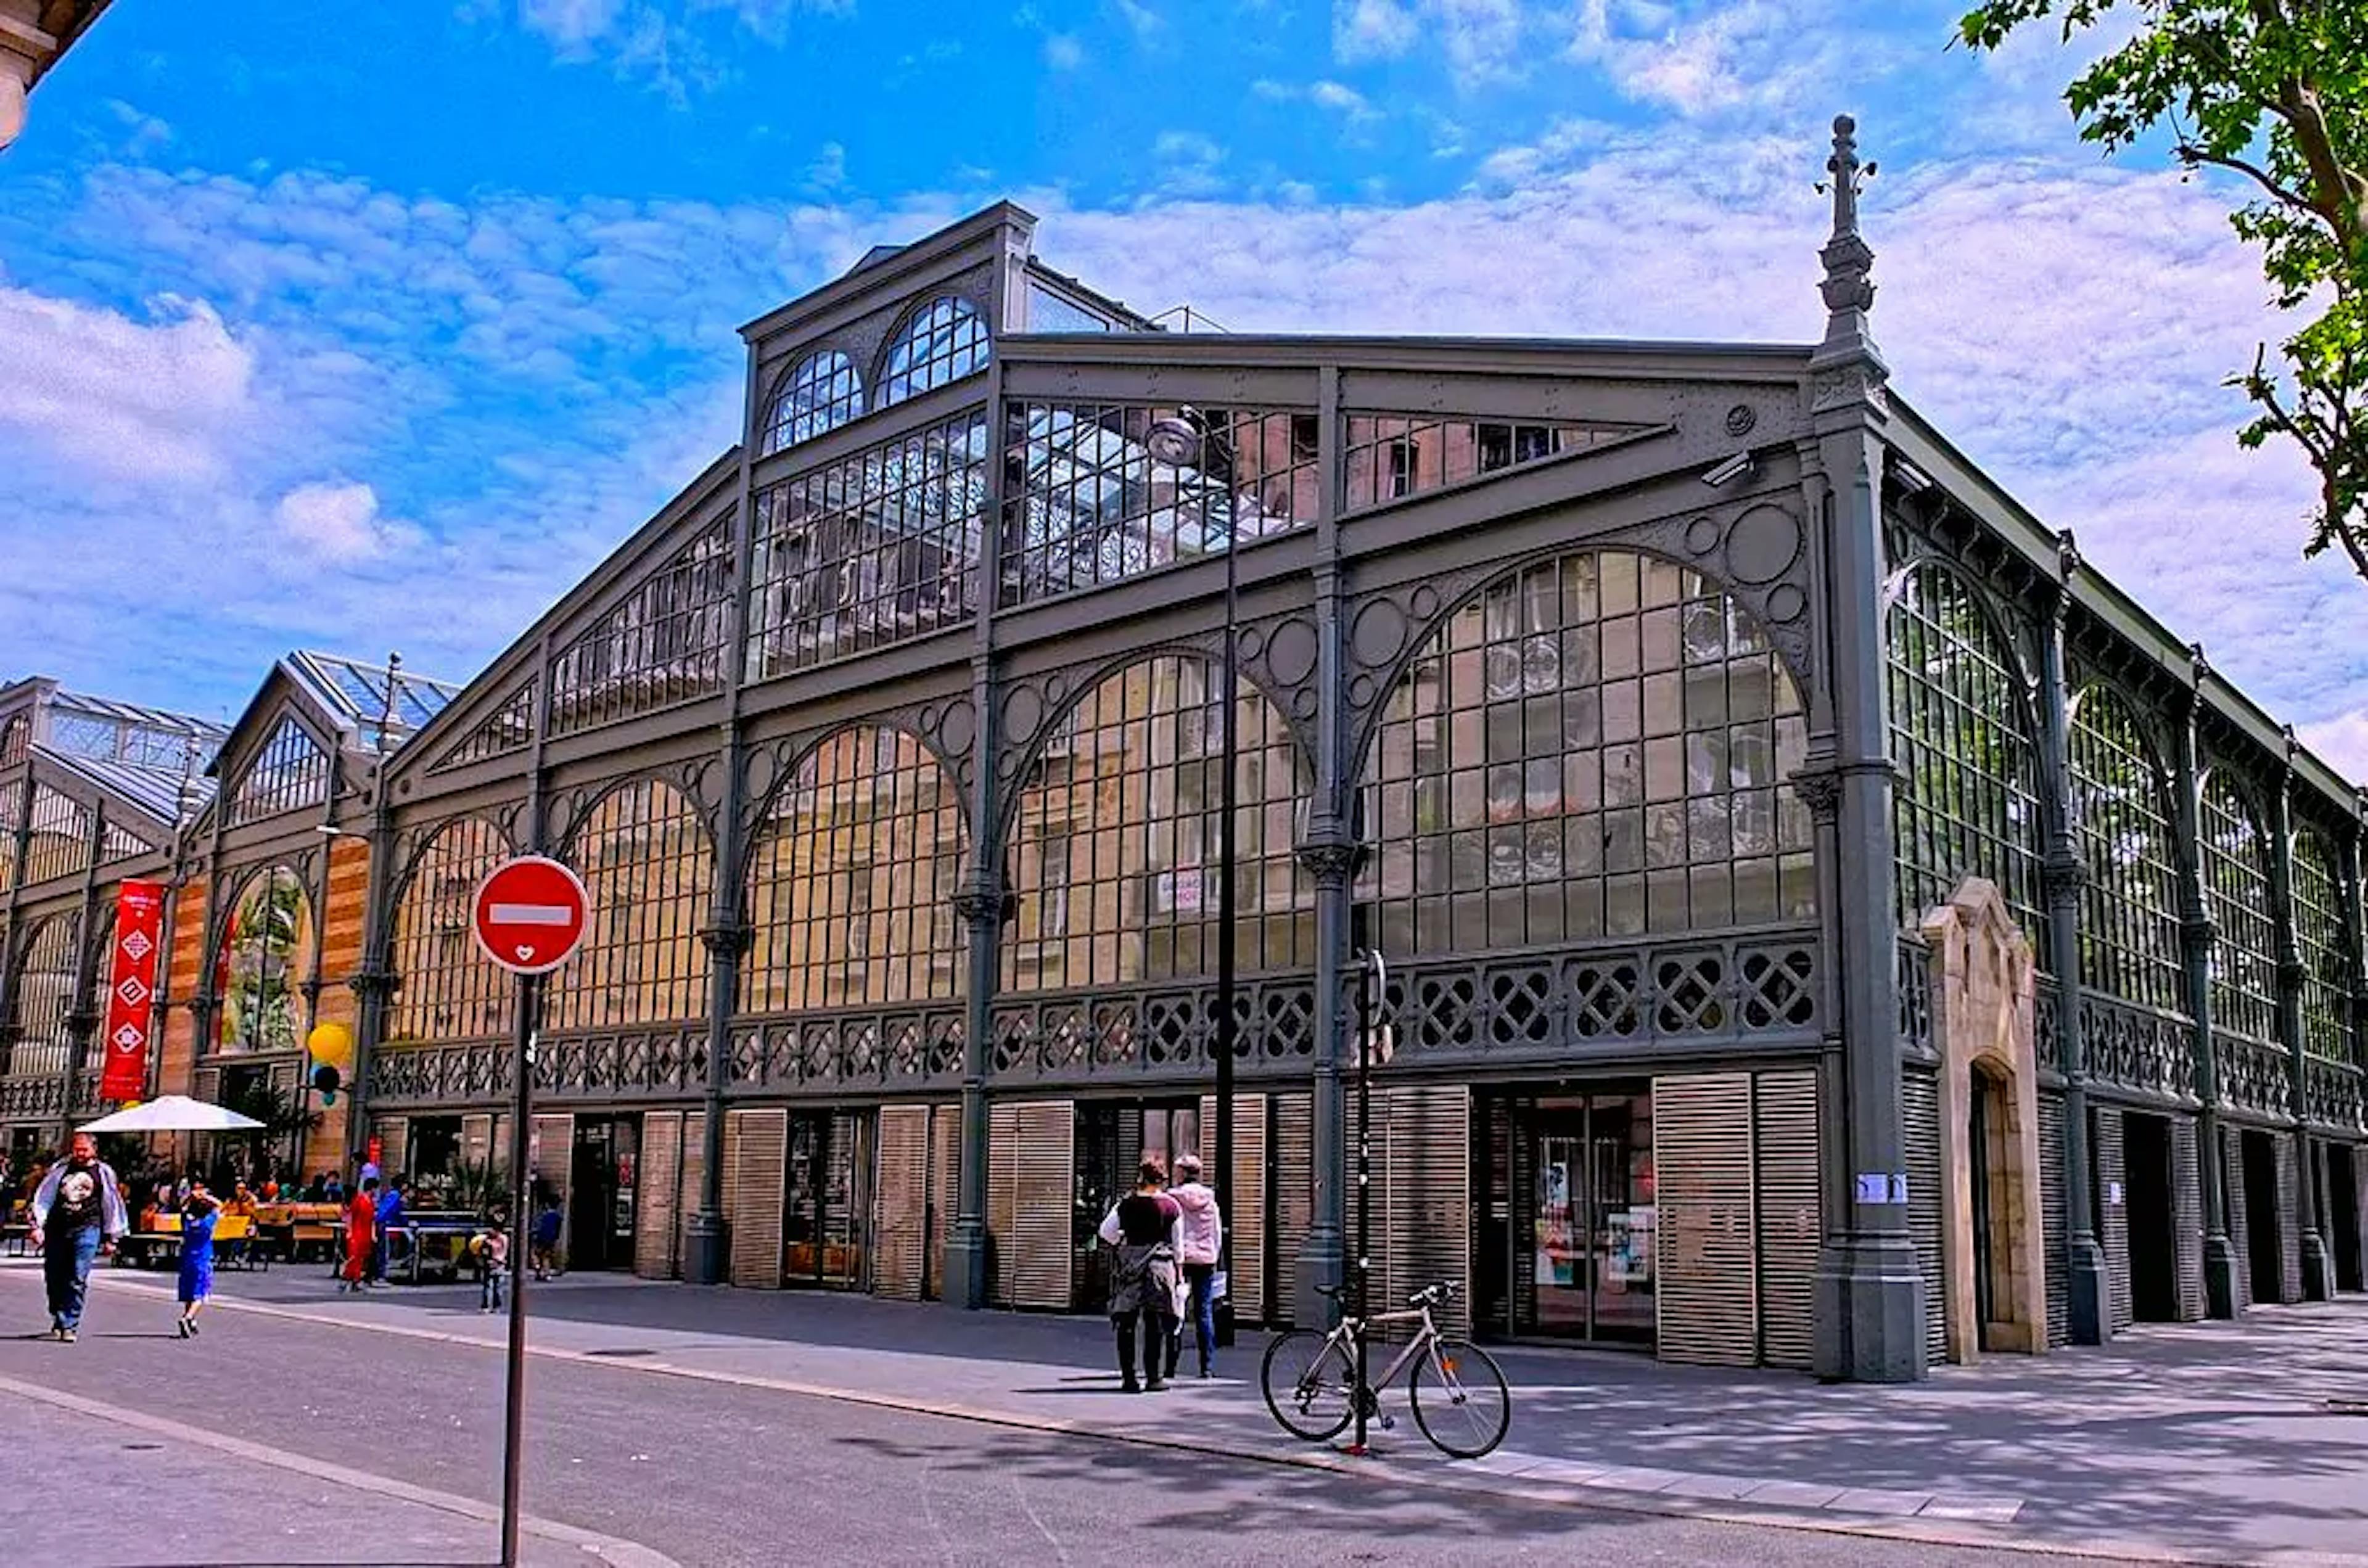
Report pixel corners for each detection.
[156,877,212,1099]
[304,836,371,1172]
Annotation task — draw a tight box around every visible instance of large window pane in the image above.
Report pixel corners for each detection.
[761,349,864,454]
[1359,550,1813,955]
[2069,686,2185,1013]
[215,864,315,1055]
[2200,773,2278,1046]
[2293,829,2353,1063]
[546,781,713,1033]
[744,728,966,1011]
[387,817,512,1045]
[1004,656,1312,990]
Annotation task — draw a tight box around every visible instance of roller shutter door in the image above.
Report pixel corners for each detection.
[874,1106,931,1302]
[930,1104,959,1300]
[377,1118,409,1182]
[1198,1092,1269,1324]
[2094,1107,2134,1332]
[1754,1068,1821,1371]
[989,1099,1074,1308]
[2039,1093,2068,1348]
[2171,1115,2206,1321]
[1376,1085,1468,1339]
[1902,1069,1947,1363]
[638,1110,683,1279]
[1655,1072,1758,1367]
[1272,1091,1312,1326]
[728,1108,786,1289]
[678,1112,706,1277]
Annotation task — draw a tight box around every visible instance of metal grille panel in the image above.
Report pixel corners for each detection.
[2276,1131,2304,1303]
[1655,1072,1758,1366]
[1754,1068,1820,1371]
[2039,1093,2069,1348]
[1272,1091,1312,1327]
[2094,1106,2134,1331]
[1902,1067,1948,1363]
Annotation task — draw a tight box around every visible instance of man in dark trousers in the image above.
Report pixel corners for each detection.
[29,1132,129,1342]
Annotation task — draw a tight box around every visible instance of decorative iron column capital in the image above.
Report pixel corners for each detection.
[698,920,754,961]
[952,877,1014,929]
[2040,851,2089,905]
[1785,763,1842,825]
[1294,811,1365,886]
[2182,911,2219,949]
[345,967,396,1003]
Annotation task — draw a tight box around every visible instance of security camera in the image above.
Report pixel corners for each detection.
[1701,451,1756,487]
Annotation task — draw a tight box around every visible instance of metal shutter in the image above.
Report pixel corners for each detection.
[1199,1092,1269,1324]
[728,1108,786,1289]
[638,1110,682,1279]
[1654,1072,1758,1367]
[377,1117,409,1182]
[1272,1091,1312,1326]
[2094,1107,2134,1332]
[874,1105,931,1302]
[1902,1068,1948,1363]
[929,1104,958,1301]
[2171,1114,2206,1321]
[1377,1085,1468,1339]
[1014,1101,1074,1309]
[1753,1068,1821,1371]
[2039,1093,2069,1348]
[2275,1131,2303,1305]
[989,1102,1017,1305]
[678,1112,705,1277]
[533,1114,572,1217]
[2221,1127,2253,1310]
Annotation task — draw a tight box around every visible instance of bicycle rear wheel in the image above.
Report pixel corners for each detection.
[1408,1337,1510,1458]
[1260,1330,1356,1442]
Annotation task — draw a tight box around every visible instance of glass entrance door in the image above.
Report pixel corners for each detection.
[1490,1089,1656,1346]
[785,1110,872,1290]
[568,1116,638,1272]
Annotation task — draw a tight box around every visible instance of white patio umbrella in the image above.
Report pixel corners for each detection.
[79,1095,265,1134]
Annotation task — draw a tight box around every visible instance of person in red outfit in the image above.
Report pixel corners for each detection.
[341,1176,378,1292]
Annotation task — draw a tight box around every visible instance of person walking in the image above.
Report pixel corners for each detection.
[340,1176,377,1293]
[1096,1157,1182,1394]
[1165,1152,1225,1381]
[176,1178,222,1337]
[371,1176,408,1288]
[28,1132,129,1343]
[529,1194,562,1282]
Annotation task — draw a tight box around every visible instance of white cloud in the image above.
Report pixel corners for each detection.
[1111,0,1164,39]
[1044,33,1085,70]
[1333,0,1536,86]
[2297,713,2368,788]
[0,289,255,484]
[485,0,850,92]
[274,482,418,564]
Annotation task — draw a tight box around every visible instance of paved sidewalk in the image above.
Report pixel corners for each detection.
[26,1256,2368,1566]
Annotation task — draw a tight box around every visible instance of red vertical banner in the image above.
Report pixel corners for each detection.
[99,879,166,1102]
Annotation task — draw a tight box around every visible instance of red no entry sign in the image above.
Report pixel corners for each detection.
[472,856,590,975]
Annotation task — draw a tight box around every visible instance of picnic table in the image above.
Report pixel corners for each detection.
[325,1210,484,1284]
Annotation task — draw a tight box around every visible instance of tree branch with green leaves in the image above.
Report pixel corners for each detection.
[1957,0,2368,584]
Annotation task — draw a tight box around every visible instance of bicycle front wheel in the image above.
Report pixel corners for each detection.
[1260,1329,1356,1442]
[1409,1337,1511,1458]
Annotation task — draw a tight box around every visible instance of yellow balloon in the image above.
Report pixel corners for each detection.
[306,1022,355,1071]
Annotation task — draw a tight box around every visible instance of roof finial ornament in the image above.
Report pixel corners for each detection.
[1809,112,1886,411]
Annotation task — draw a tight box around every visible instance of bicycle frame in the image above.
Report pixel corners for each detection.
[1326,1304,1438,1395]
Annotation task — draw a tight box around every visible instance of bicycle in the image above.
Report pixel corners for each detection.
[1259,1281,1511,1459]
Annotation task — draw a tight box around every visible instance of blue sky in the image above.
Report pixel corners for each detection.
[4,0,2366,778]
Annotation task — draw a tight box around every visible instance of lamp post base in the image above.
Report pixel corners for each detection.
[2067,1235,2110,1345]
[683,1210,726,1286]
[942,1221,991,1310]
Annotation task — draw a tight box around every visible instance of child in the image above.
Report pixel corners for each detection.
[176,1178,222,1337]
[476,1215,510,1313]
[530,1200,562,1282]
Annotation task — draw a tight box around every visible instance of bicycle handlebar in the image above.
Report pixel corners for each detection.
[1407,1281,1462,1308]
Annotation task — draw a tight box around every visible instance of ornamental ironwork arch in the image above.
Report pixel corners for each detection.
[741,723,969,1013]
[1884,556,2046,944]
[385,814,514,1047]
[1000,651,1315,992]
[546,776,715,1034]
[1354,545,1815,957]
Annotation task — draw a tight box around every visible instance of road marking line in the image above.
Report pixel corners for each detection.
[12,1265,2359,1568]
[0,1371,679,1568]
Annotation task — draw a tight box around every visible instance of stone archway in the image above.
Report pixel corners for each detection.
[1925,878,2048,1362]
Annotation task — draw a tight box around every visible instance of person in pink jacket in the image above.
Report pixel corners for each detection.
[1165,1154,1225,1380]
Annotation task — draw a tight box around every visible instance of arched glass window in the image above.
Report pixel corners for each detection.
[1004,656,1312,991]
[546,779,713,1033]
[0,780,20,894]
[229,717,332,827]
[1886,562,2044,941]
[762,349,864,454]
[2200,772,2278,1045]
[876,296,989,408]
[387,816,513,1046]
[2068,686,2185,1013]
[0,715,27,767]
[743,727,966,1011]
[215,865,315,1054]
[1360,549,1812,955]
[7,912,81,1077]
[2292,828,2351,1062]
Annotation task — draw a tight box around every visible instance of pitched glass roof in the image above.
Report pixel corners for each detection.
[284,650,459,750]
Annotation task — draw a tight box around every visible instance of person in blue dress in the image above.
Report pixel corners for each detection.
[176,1177,222,1338]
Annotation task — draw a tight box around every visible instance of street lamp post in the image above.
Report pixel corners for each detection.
[1146,408,1239,1350]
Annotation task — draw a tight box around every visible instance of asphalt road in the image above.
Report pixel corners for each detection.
[0,1268,2136,1568]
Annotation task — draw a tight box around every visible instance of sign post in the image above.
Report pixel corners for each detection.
[471,855,589,1568]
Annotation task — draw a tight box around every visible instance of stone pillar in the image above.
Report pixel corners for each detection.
[2271,742,2334,1300]
[2037,554,2107,1342]
[2172,660,2240,1318]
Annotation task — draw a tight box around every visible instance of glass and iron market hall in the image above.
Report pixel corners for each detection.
[5,144,2366,1381]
